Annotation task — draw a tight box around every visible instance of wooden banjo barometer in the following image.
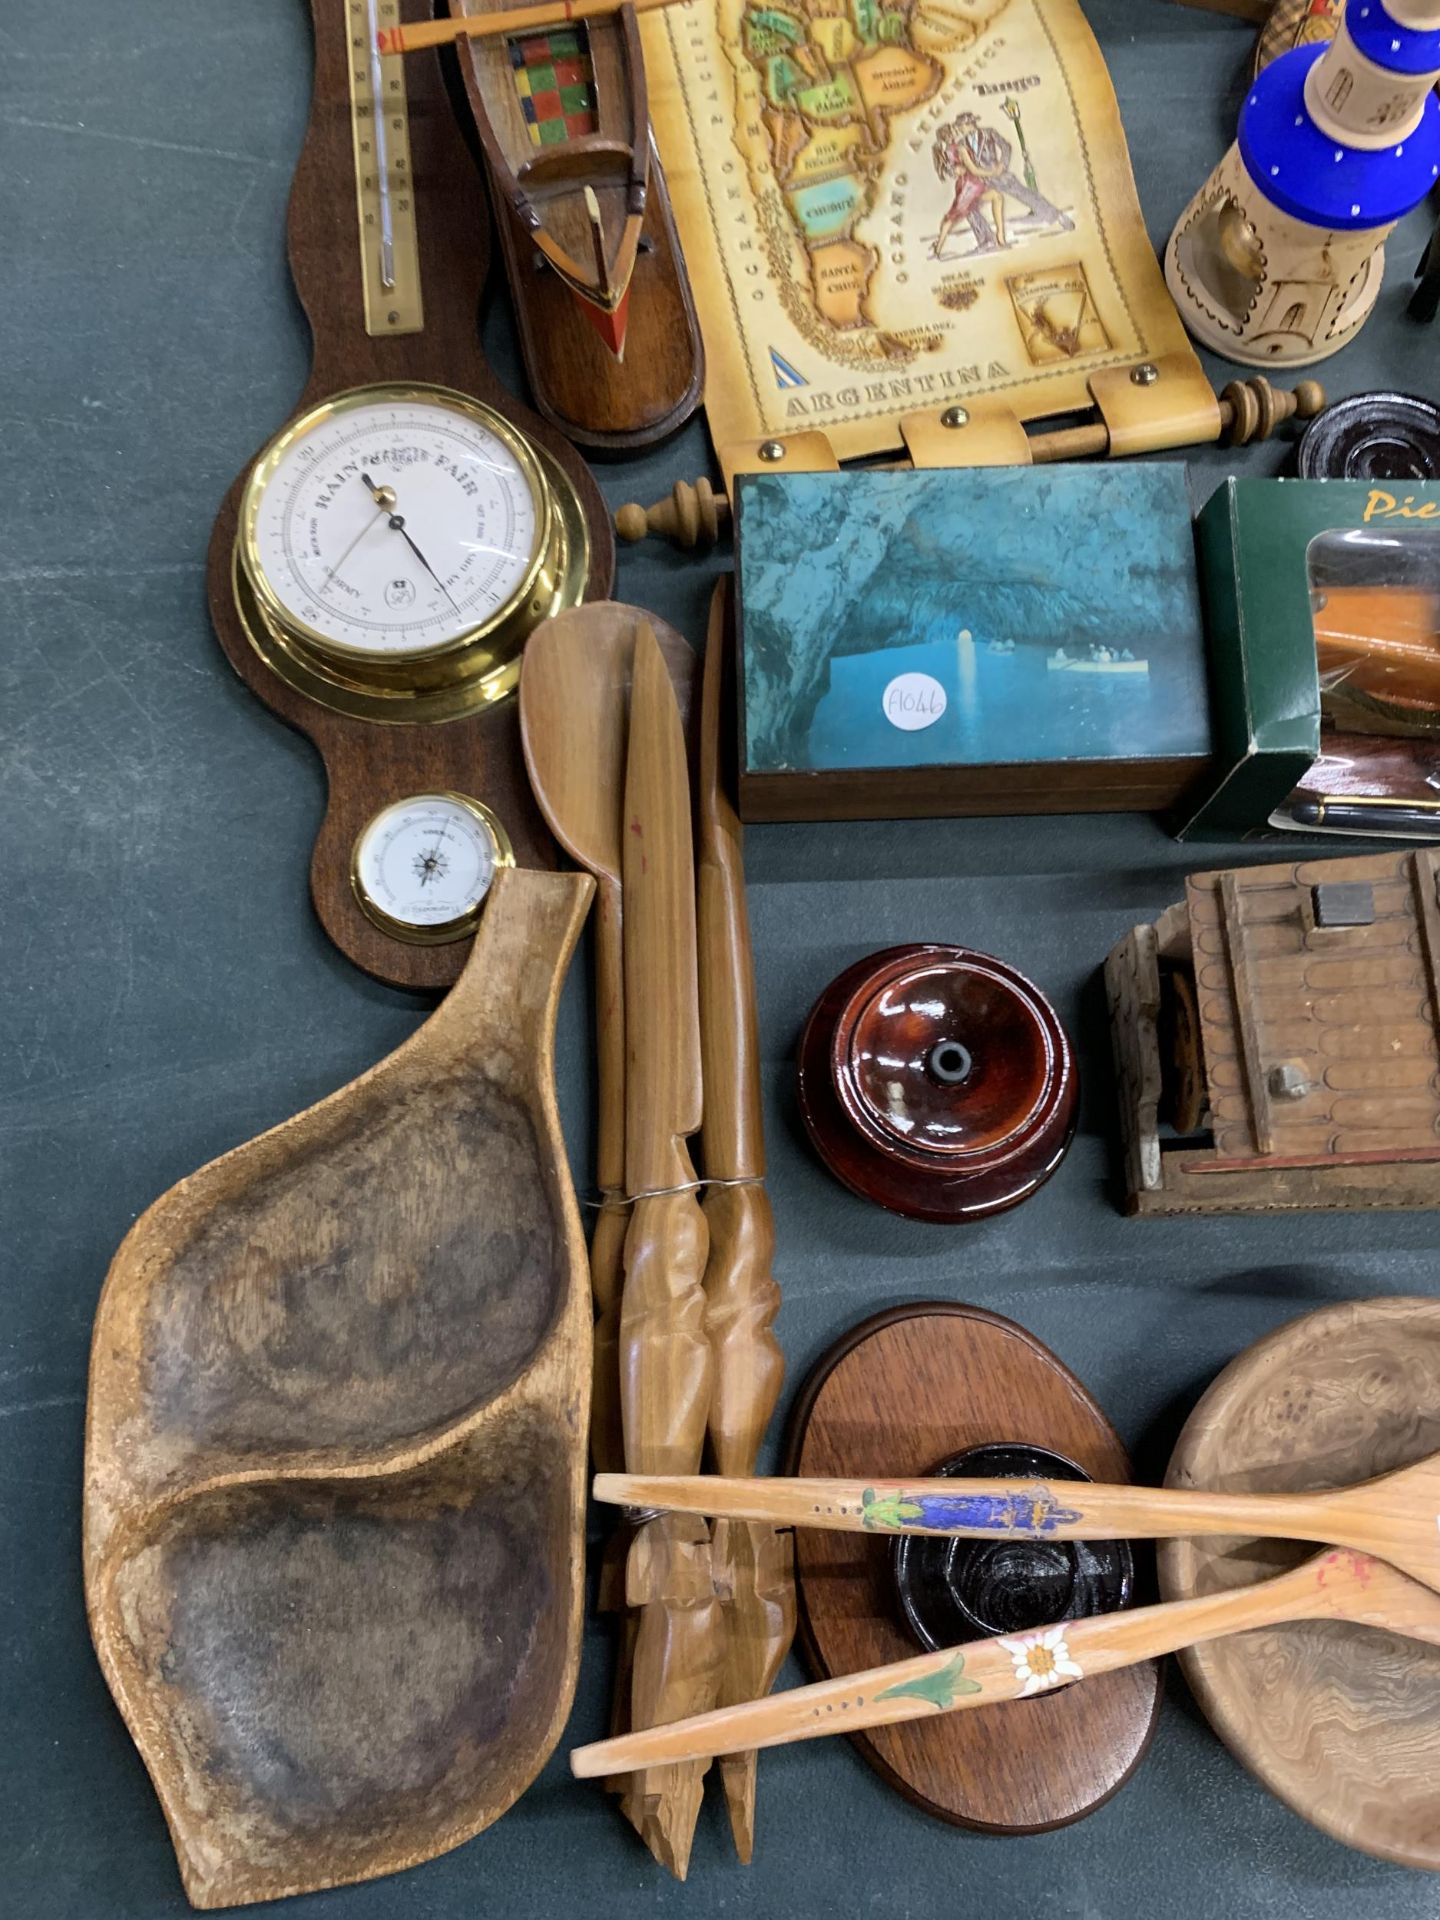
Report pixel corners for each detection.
[208,0,614,990]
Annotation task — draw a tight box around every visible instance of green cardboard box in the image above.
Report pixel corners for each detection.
[1177,476,1440,839]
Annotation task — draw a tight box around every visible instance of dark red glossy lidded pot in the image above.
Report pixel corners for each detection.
[796,944,1077,1223]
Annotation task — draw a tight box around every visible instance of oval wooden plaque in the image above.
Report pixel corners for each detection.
[783,1304,1162,1832]
[1160,1295,1440,1871]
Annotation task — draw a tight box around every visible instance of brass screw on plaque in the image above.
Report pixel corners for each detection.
[1131,363,1160,386]
[758,440,787,461]
[940,406,970,428]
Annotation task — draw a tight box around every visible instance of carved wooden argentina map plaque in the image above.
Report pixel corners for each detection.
[643,0,1199,458]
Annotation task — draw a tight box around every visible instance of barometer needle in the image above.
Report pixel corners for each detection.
[419,826,448,885]
[391,520,463,616]
[361,472,464,617]
[361,470,397,512]
[319,499,388,595]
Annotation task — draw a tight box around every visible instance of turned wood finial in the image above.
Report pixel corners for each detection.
[1219,376,1326,446]
[615,477,729,548]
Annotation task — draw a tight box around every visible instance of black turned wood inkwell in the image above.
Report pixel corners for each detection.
[893,1442,1134,1653]
[1295,391,1440,480]
[797,945,1077,1222]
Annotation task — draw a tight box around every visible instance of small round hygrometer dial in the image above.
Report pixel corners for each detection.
[351,792,514,944]
[235,383,588,720]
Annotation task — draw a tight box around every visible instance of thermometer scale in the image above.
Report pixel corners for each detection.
[347,0,423,335]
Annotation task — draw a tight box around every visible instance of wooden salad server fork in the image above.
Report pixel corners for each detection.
[573,1548,1440,1779]
[596,1459,1440,1595]
[694,579,792,1864]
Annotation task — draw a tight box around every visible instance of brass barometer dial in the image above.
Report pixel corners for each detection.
[234,383,590,722]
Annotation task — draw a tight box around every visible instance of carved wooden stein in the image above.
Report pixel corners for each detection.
[1165,0,1440,366]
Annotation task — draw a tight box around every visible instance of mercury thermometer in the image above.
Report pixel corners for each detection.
[347,0,424,334]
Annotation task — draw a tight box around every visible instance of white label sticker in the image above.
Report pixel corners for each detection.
[882,671,947,732]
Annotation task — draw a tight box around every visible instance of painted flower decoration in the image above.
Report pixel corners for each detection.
[999,1626,1083,1696]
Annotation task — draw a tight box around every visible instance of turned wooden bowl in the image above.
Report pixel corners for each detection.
[796,945,1077,1222]
[784,1304,1161,1832]
[1160,1296,1440,1869]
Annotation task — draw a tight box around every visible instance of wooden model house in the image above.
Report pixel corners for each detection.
[1106,850,1440,1213]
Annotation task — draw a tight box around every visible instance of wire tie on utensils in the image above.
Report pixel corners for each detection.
[621,1506,668,1526]
[581,1174,764,1211]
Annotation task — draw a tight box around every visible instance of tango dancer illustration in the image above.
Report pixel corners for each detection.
[929,109,1074,260]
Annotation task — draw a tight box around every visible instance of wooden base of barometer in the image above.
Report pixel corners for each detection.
[207,0,616,995]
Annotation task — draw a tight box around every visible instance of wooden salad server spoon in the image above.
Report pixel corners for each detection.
[694,578,792,1863]
[519,606,696,1475]
[84,867,594,1909]
[615,620,717,1877]
[596,1461,1440,1595]
[573,1548,1440,1779]
[521,606,700,1862]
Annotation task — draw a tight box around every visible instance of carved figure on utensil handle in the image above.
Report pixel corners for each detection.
[617,1196,717,1871]
[708,1510,796,1860]
[574,1547,1440,1779]
[701,1184,783,1479]
[618,1188,713,1475]
[695,577,793,1861]
[703,1177,791,1861]
[624,1511,725,1874]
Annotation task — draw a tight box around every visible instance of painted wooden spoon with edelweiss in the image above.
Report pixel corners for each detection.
[571,1548,1440,1779]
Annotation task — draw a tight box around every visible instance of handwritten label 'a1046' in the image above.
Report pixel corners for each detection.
[883,672,947,732]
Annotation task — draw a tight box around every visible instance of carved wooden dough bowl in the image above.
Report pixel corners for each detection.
[1161,1295,1440,1870]
[83,868,594,1908]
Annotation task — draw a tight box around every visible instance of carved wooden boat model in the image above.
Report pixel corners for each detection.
[462,0,648,357]
[83,868,594,1907]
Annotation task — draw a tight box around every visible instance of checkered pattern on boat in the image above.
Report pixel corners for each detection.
[508,27,598,147]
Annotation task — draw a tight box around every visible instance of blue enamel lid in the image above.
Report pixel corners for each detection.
[1239,41,1440,228]
[1347,2,1440,78]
